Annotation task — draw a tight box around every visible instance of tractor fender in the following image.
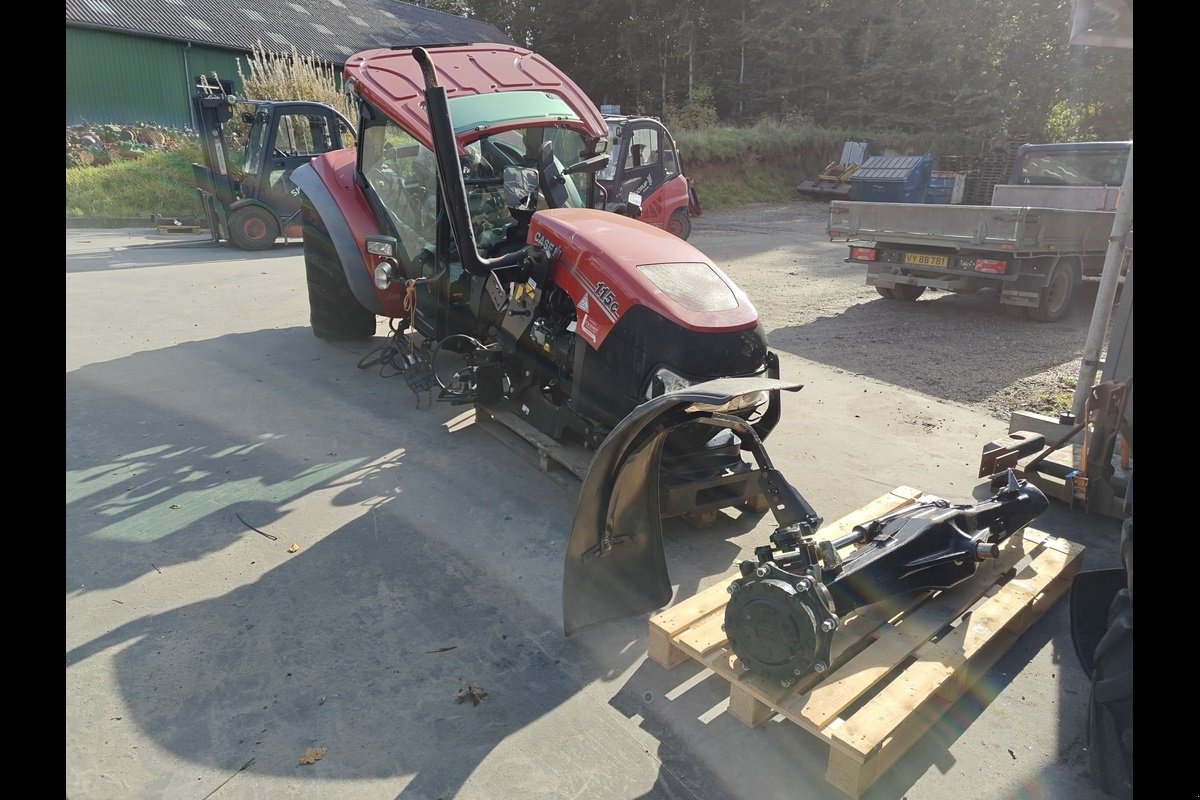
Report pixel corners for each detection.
[290,160,385,316]
[562,376,801,636]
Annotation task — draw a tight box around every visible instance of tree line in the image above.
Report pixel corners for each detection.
[410,0,1132,150]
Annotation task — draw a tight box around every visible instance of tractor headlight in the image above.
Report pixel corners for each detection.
[366,236,396,257]
[645,366,693,399]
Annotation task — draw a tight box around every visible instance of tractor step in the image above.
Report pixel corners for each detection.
[646,486,1084,799]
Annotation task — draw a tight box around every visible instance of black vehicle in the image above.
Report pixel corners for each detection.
[191,78,354,250]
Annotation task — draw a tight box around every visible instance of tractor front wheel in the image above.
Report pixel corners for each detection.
[667,209,692,240]
[228,206,279,251]
[303,201,376,340]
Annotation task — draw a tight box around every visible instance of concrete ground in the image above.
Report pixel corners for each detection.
[66,225,1121,800]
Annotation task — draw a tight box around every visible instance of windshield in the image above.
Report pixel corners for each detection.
[361,118,591,265]
[241,111,267,177]
[447,91,583,133]
[1016,148,1129,187]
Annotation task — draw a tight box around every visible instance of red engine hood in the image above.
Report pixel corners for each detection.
[529,209,759,348]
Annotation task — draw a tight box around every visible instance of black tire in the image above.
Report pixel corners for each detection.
[875,286,895,299]
[302,201,376,340]
[1029,261,1077,322]
[1085,512,1133,800]
[889,283,926,301]
[667,208,692,240]
[228,205,279,251]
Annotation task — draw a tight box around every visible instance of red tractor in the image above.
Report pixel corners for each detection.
[290,42,784,521]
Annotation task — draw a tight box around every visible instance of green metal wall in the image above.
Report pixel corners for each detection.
[67,28,246,129]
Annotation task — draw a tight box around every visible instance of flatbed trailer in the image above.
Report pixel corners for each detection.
[828,141,1131,322]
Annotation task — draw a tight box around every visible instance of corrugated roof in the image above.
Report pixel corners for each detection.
[65,0,514,65]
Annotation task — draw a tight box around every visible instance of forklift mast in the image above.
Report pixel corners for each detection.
[192,78,239,208]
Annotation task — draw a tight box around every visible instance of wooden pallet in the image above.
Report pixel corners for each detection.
[471,404,592,483]
[647,487,1085,798]
[157,224,202,234]
[469,405,770,523]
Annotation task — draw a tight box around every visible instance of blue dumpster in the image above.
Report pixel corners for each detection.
[924,170,966,204]
[849,154,934,203]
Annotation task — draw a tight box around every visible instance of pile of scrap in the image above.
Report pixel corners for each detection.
[797,139,869,200]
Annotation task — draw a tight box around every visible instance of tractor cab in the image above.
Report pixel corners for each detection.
[597,115,701,239]
[191,78,355,250]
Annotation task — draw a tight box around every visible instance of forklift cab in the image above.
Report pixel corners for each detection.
[597,115,701,239]
[238,103,354,222]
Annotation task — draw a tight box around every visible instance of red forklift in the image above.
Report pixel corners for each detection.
[191,78,355,250]
[597,115,701,239]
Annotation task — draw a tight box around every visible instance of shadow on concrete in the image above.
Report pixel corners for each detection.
[67,328,748,798]
[67,238,303,274]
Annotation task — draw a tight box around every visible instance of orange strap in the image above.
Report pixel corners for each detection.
[403,280,417,350]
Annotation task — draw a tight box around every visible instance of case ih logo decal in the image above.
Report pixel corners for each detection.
[533,232,561,260]
[593,281,620,318]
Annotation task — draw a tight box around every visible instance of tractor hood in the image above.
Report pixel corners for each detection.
[562,376,802,635]
[531,209,760,344]
[344,44,607,153]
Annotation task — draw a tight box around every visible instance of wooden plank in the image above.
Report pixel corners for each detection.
[811,486,924,543]
[824,692,956,798]
[728,682,777,728]
[647,582,729,668]
[827,532,1084,761]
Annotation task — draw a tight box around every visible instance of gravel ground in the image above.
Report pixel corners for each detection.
[687,199,1104,423]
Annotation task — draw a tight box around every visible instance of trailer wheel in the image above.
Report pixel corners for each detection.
[667,209,692,240]
[303,202,376,340]
[1029,261,1077,322]
[875,286,895,299]
[228,206,279,251]
[889,284,926,301]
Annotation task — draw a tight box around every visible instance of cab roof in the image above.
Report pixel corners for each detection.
[344,43,608,151]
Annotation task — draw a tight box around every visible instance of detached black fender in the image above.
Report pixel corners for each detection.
[562,376,801,635]
[290,161,385,315]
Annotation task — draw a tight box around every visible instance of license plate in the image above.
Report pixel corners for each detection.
[904,252,949,268]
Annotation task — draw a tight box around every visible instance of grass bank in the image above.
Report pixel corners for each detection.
[65,119,936,220]
[66,146,206,220]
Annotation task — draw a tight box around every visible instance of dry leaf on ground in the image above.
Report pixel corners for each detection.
[298,746,327,765]
[454,685,488,706]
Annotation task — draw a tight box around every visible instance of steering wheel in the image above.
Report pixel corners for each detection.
[538,141,571,208]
